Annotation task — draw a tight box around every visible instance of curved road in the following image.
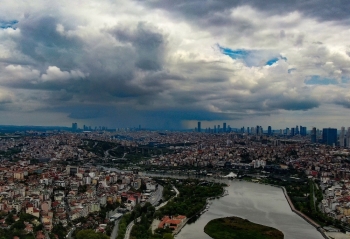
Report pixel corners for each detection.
[124,185,177,239]
[110,219,120,239]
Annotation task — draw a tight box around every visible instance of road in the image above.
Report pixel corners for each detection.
[110,219,120,239]
[124,219,136,239]
[64,196,75,239]
[155,185,179,210]
[66,226,75,239]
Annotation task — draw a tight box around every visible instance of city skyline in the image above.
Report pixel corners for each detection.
[1,1,350,129]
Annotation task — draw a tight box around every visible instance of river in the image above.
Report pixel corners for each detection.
[175,180,324,239]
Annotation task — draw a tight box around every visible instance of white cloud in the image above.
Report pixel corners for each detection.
[41,66,88,82]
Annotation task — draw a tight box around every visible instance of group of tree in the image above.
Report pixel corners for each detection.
[99,201,120,219]
[116,178,223,239]
[76,229,109,239]
[116,203,156,239]
[0,213,41,239]
[50,222,67,239]
[157,179,224,219]
[285,180,344,231]
[161,184,176,202]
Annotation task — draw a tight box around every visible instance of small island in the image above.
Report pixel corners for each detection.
[204,216,284,239]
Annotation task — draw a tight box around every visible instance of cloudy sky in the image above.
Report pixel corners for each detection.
[0,0,350,130]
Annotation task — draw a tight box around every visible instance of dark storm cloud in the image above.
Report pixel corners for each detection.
[68,107,109,119]
[142,109,243,129]
[140,0,350,24]
[334,100,350,109]
[53,105,232,129]
[110,22,166,71]
[47,104,122,120]
[5,18,172,105]
[195,77,228,83]
[266,98,320,111]
[143,109,234,121]
[16,16,83,70]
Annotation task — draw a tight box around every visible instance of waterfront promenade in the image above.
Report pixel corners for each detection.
[281,186,329,239]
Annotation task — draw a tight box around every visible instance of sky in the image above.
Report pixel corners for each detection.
[0,0,350,130]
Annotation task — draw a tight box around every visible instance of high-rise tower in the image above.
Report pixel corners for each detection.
[311,127,316,143]
[347,127,350,148]
[72,122,78,131]
[322,128,337,146]
[197,122,201,132]
[340,127,345,147]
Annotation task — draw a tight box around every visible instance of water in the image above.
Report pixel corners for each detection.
[176,180,324,239]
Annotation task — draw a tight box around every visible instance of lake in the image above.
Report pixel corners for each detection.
[176,180,324,239]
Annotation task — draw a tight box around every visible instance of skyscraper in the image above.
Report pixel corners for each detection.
[322,128,337,146]
[285,128,289,135]
[197,122,201,132]
[300,126,307,136]
[347,127,350,148]
[72,122,78,131]
[223,123,227,133]
[311,127,316,143]
[268,126,272,136]
[296,125,299,135]
[340,127,345,147]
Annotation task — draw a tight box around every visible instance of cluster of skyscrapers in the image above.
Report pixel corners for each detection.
[196,122,308,137]
[196,122,350,148]
[196,122,229,133]
[71,123,109,131]
[310,127,350,147]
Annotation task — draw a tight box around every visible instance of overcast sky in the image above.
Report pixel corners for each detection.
[0,0,350,130]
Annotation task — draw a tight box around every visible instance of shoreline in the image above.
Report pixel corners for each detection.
[173,186,226,236]
[279,186,329,239]
[143,173,329,238]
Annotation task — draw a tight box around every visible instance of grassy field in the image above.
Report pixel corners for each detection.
[204,216,284,239]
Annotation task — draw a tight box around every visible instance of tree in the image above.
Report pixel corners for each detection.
[76,229,109,239]
[163,233,174,239]
[5,213,14,225]
[11,220,25,231]
[51,222,66,239]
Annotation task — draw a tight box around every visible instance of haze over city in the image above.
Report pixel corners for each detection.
[1,0,350,129]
